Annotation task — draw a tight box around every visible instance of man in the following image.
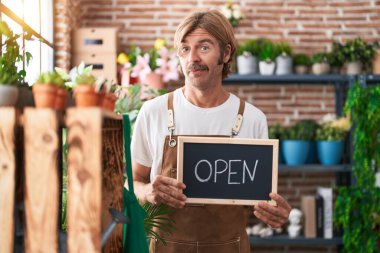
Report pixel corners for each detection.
[129,10,291,253]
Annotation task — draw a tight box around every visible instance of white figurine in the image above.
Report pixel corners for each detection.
[287,208,302,238]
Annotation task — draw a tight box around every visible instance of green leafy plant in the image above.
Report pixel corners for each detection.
[311,52,329,64]
[259,40,278,62]
[328,42,345,68]
[0,20,33,85]
[316,124,347,141]
[293,54,312,67]
[335,82,380,252]
[341,38,375,67]
[35,71,65,87]
[282,120,318,140]
[55,62,97,88]
[276,42,292,57]
[237,39,260,57]
[143,203,175,245]
[269,123,284,139]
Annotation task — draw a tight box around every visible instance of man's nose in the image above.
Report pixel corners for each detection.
[188,49,200,62]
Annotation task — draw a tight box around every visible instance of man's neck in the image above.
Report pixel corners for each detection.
[182,85,230,108]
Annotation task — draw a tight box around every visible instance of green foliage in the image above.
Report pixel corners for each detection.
[237,39,261,56]
[276,42,292,57]
[328,42,345,68]
[143,203,175,245]
[128,45,142,67]
[293,53,311,66]
[36,71,65,87]
[259,40,278,62]
[282,120,318,141]
[269,123,284,139]
[311,52,329,64]
[341,38,376,68]
[335,82,380,252]
[0,20,33,85]
[55,62,97,88]
[316,124,347,141]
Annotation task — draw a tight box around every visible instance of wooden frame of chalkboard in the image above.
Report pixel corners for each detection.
[177,137,278,206]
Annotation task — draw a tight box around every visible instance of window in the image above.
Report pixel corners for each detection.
[1,0,53,85]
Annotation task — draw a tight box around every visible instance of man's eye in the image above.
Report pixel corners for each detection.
[200,46,209,51]
[181,47,190,53]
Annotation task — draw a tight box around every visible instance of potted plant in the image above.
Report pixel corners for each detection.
[220,1,243,28]
[237,39,259,75]
[100,81,118,112]
[32,71,66,109]
[0,21,32,106]
[293,53,311,74]
[118,45,142,85]
[311,52,330,75]
[281,120,316,165]
[269,123,285,164]
[275,42,293,75]
[259,40,278,75]
[341,37,375,75]
[316,116,350,165]
[328,42,345,74]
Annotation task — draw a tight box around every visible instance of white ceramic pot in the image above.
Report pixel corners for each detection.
[0,85,19,106]
[346,61,362,75]
[237,53,258,75]
[259,61,276,75]
[275,55,293,75]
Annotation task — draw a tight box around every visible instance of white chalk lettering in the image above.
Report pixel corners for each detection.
[228,160,241,184]
[242,160,258,183]
[214,159,228,183]
[195,160,212,182]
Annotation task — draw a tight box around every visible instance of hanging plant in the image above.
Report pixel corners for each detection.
[335,82,380,252]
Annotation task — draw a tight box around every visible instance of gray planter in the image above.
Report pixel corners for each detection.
[0,85,19,106]
[275,55,293,75]
[346,61,362,75]
[259,61,275,75]
[237,53,258,75]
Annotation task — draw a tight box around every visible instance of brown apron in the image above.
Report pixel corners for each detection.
[150,92,251,253]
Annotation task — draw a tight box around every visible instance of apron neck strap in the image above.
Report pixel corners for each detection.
[167,91,246,137]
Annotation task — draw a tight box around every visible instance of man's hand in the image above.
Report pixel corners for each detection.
[145,175,187,209]
[253,192,291,228]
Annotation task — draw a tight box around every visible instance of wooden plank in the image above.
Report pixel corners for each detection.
[24,108,59,253]
[67,108,103,253]
[0,108,17,253]
[101,118,124,253]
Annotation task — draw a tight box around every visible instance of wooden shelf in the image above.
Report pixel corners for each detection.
[249,235,343,246]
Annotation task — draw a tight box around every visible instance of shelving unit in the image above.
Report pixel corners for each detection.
[221,74,377,250]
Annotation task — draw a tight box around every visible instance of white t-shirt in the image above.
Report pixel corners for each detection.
[131,88,268,181]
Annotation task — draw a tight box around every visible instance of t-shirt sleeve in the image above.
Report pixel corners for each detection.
[259,113,269,139]
[131,105,153,167]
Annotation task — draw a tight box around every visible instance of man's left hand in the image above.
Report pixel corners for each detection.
[253,192,291,228]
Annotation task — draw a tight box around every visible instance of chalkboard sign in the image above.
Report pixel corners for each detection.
[177,137,278,206]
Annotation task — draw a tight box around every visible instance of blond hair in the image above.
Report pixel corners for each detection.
[174,10,237,79]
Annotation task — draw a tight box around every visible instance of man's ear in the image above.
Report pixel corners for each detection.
[223,44,232,63]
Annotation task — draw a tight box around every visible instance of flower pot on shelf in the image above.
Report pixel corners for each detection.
[275,55,293,75]
[32,84,58,108]
[143,72,165,90]
[317,140,344,165]
[121,69,139,86]
[282,140,310,165]
[259,61,275,75]
[294,65,308,75]
[74,85,99,107]
[0,85,19,106]
[312,63,330,75]
[55,88,68,111]
[101,93,117,111]
[346,61,362,75]
[237,54,258,75]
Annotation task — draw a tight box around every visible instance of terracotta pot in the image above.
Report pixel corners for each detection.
[55,88,68,111]
[143,72,164,90]
[346,61,362,75]
[32,84,58,108]
[74,85,99,107]
[295,65,308,75]
[121,69,139,85]
[101,92,117,111]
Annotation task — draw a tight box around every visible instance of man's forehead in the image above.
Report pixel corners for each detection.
[182,28,216,43]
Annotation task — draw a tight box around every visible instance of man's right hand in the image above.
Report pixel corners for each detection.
[145,175,187,209]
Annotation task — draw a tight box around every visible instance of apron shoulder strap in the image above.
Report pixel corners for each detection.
[167,91,246,137]
[231,99,245,137]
